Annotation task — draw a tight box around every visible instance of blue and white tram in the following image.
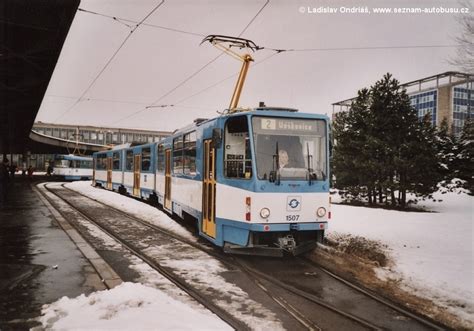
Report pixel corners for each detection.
[93,108,330,256]
[53,154,93,180]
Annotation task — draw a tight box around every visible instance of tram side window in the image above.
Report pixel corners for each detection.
[142,147,151,171]
[183,132,196,176]
[173,137,183,173]
[96,155,107,170]
[125,150,133,171]
[224,116,252,179]
[81,160,93,169]
[157,144,164,172]
[112,152,121,170]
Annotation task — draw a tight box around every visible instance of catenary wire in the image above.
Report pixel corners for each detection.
[262,44,461,53]
[174,51,279,107]
[238,0,269,37]
[77,8,205,37]
[52,0,165,124]
[112,0,271,125]
[45,95,151,106]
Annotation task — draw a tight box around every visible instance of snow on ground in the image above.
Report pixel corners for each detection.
[59,181,284,330]
[66,180,193,240]
[40,183,208,308]
[329,190,473,323]
[39,282,231,330]
[62,180,473,325]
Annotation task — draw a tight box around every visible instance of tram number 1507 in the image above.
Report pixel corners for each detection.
[286,215,300,222]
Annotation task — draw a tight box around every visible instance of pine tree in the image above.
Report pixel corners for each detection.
[332,88,374,202]
[332,73,442,208]
[436,118,457,183]
[402,115,442,201]
[453,119,474,194]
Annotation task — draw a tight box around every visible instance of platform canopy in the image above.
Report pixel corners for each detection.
[0,0,80,154]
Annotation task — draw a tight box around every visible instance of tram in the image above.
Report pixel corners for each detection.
[93,35,330,256]
[53,154,93,180]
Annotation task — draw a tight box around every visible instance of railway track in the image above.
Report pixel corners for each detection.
[299,258,446,330]
[39,183,248,331]
[39,182,448,330]
[233,256,447,331]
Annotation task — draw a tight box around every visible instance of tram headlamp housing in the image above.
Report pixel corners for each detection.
[260,208,271,219]
[316,207,326,218]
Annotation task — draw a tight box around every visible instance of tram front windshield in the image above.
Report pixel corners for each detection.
[251,116,327,181]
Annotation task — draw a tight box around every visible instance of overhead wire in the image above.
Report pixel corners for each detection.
[111,0,271,125]
[77,8,205,37]
[52,0,165,124]
[262,44,461,53]
[174,51,279,107]
[54,1,460,126]
[238,0,269,37]
[45,94,150,105]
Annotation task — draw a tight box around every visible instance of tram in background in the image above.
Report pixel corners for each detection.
[53,154,93,180]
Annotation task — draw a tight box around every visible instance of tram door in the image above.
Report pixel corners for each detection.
[106,157,112,190]
[202,140,216,238]
[164,149,172,211]
[133,155,141,196]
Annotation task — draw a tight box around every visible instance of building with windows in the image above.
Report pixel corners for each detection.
[332,72,473,136]
[6,123,171,172]
[32,122,170,146]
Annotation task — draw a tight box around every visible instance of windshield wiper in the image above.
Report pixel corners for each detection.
[306,142,315,185]
[306,143,327,183]
[269,142,281,185]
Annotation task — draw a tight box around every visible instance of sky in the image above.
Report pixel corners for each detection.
[36,0,470,132]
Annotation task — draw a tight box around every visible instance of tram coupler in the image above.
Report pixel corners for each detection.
[223,243,284,257]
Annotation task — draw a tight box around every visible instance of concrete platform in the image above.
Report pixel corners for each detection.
[0,177,106,330]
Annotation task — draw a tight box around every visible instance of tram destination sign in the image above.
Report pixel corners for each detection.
[256,117,324,135]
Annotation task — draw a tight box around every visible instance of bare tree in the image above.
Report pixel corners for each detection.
[450,1,474,73]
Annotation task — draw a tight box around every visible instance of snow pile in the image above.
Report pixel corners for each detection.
[38,282,231,330]
[328,190,473,324]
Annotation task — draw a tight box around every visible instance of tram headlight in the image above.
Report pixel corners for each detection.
[260,208,271,219]
[316,207,326,218]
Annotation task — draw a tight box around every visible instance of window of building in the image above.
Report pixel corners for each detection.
[91,132,97,140]
[141,147,151,171]
[126,150,133,171]
[173,137,184,173]
[157,144,164,172]
[113,133,118,143]
[183,131,197,175]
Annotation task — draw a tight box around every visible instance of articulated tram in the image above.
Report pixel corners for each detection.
[93,108,330,256]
